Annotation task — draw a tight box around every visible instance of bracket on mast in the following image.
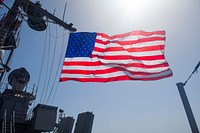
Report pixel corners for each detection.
[21,0,77,32]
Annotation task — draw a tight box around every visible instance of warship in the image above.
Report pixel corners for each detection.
[0,0,94,133]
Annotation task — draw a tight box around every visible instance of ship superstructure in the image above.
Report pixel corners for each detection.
[0,0,95,133]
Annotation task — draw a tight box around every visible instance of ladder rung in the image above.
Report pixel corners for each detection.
[2,110,14,133]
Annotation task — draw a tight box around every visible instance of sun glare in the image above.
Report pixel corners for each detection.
[122,0,140,7]
[119,0,152,14]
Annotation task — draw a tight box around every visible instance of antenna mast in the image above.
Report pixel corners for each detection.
[0,0,77,82]
[62,2,67,21]
[176,61,200,133]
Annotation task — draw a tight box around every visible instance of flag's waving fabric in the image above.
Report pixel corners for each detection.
[60,30,173,82]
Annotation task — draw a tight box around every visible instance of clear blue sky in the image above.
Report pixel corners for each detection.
[1,0,200,133]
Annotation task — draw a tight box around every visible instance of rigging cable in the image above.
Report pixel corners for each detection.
[46,26,60,104]
[39,26,49,103]
[184,60,200,86]
[45,25,58,104]
[42,24,52,103]
[49,31,69,104]
[50,29,69,104]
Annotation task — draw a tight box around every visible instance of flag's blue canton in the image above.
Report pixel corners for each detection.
[66,32,97,57]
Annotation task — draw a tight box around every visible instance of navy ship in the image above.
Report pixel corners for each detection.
[0,0,94,133]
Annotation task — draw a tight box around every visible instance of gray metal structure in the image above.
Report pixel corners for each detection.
[0,0,76,81]
[176,83,199,133]
[31,104,58,132]
[0,68,36,133]
[176,61,200,133]
[57,117,75,133]
[0,1,94,133]
[0,68,64,133]
[74,112,94,133]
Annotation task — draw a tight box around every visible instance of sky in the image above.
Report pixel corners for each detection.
[1,0,200,133]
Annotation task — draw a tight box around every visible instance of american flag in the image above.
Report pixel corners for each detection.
[60,30,173,82]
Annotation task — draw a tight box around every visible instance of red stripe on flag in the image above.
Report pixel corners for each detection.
[61,67,168,75]
[97,30,165,39]
[93,55,165,61]
[60,69,172,82]
[93,45,165,53]
[63,61,169,68]
[116,37,165,45]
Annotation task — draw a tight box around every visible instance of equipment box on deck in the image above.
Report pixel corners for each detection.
[31,104,58,131]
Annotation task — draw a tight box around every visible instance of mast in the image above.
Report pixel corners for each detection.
[0,1,78,133]
[0,0,77,82]
[176,61,200,133]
